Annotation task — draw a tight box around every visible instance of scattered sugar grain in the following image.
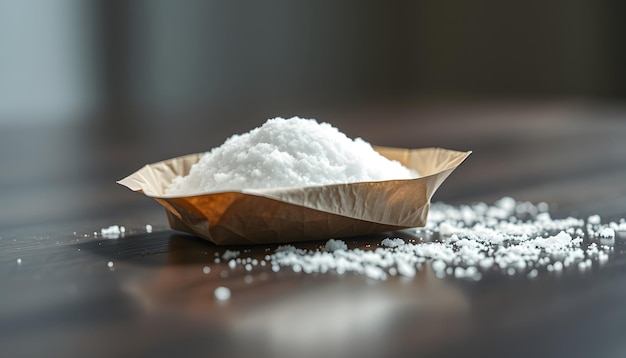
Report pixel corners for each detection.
[324,239,348,252]
[588,215,601,225]
[553,261,563,271]
[16,258,22,265]
[214,286,231,301]
[381,238,405,248]
[202,266,211,274]
[145,224,153,233]
[599,228,615,239]
[101,225,125,239]
[107,261,114,268]
[364,265,386,280]
[466,266,478,277]
[397,260,416,277]
[432,260,446,272]
[222,250,240,260]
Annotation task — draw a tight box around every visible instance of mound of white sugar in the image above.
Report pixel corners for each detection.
[165,117,418,195]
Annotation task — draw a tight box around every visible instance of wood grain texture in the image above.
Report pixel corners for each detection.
[1,101,626,358]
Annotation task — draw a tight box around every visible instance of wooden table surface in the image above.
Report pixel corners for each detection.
[2,101,626,358]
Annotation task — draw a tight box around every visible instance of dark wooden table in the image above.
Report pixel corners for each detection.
[2,101,626,358]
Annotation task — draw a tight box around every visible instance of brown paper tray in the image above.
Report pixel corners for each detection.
[118,146,471,245]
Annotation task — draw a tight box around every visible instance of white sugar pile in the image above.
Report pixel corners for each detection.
[165,117,418,195]
[222,198,622,281]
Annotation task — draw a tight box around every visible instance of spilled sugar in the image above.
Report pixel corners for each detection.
[100,225,125,239]
[165,117,418,195]
[222,197,621,281]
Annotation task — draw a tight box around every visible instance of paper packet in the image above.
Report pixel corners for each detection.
[118,146,471,245]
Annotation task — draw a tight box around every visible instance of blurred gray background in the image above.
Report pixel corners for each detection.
[1,0,624,127]
[1,0,625,227]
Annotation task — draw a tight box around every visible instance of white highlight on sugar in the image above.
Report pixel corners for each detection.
[221,197,618,281]
[166,117,418,195]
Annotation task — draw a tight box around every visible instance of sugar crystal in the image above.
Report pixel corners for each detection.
[214,286,231,301]
[325,239,348,252]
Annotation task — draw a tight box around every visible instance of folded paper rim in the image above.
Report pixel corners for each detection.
[118,146,471,245]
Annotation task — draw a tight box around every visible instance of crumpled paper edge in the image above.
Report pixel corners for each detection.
[118,146,471,245]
